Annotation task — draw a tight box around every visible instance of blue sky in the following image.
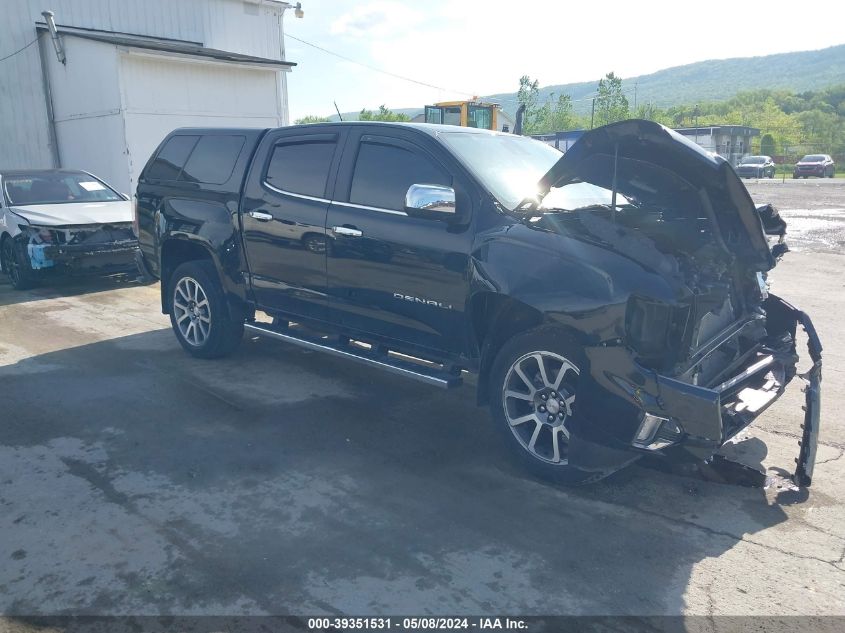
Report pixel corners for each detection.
[284,0,845,121]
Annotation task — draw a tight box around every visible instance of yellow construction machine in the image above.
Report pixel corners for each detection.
[424,100,500,130]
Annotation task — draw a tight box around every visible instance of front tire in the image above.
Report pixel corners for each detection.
[169,260,243,358]
[489,327,606,485]
[1,236,38,291]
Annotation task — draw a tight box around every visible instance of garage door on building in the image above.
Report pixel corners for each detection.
[40,28,292,195]
[120,52,285,191]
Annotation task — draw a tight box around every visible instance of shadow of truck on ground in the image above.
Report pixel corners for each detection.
[0,329,801,618]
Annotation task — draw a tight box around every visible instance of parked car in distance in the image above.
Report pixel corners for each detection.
[735,155,776,179]
[135,120,821,487]
[0,169,138,290]
[793,154,835,178]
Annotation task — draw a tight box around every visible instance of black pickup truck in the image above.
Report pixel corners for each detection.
[135,119,821,485]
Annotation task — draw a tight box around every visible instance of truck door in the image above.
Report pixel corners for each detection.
[240,130,344,321]
[325,130,473,355]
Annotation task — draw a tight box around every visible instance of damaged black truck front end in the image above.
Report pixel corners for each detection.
[517,120,822,484]
[575,295,821,485]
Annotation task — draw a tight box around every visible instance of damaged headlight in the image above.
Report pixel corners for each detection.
[19,225,57,245]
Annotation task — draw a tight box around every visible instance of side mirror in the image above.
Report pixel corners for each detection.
[405,184,457,221]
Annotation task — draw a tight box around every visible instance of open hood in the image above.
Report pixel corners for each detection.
[537,119,774,271]
[9,200,132,227]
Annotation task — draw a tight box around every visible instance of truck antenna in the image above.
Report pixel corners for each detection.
[334,101,344,122]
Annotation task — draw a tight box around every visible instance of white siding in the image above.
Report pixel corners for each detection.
[0,0,291,171]
[119,52,282,191]
[55,114,128,191]
[44,36,126,190]
[2,1,55,168]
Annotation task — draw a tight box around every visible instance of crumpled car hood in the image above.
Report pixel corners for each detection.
[9,200,132,227]
[536,119,774,271]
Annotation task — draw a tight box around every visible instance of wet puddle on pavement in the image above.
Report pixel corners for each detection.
[780,208,845,252]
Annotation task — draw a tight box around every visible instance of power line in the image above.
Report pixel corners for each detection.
[0,33,41,64]
[285,33,478,99]
[285,34,655,111]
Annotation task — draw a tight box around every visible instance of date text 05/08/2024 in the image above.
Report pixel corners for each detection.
[307,617,527,630]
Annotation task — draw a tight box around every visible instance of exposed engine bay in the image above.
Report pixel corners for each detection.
[537,150,783,389]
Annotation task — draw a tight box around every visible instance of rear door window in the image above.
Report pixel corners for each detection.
[180,135,246,185]
[265,140,337,198]
[349,140,450,212]
[145,135,199,181]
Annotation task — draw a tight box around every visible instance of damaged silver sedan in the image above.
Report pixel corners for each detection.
[0,169,138,290]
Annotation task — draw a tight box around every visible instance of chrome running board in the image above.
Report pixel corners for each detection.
[244,322,463,389]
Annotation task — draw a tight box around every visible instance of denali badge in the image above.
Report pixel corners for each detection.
[393,293,452,310]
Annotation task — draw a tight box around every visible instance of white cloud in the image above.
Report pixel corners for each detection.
[330,1,425,39]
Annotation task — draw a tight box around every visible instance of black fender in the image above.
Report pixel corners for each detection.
[157,197,250,321]
[469,221,682,404]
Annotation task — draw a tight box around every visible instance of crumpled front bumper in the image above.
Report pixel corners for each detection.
[794,309,822,486]
[568,294,822,486]
[27,240,139,273]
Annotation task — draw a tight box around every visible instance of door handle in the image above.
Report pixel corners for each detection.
[332,226,363,237]
[248,211,274,222]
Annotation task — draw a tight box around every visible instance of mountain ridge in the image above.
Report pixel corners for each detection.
[326,43,845,121]
[483,43,845,117]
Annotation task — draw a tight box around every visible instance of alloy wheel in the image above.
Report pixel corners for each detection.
[502,351,580,465]
[173,276,211,346]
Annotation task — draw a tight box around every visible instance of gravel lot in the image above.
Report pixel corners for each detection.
[0,180,843,621]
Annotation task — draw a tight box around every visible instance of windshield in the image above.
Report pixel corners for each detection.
[741,156,766,164]
[3,172,123,206]
[438,132,562,209]
[802,155,826,162]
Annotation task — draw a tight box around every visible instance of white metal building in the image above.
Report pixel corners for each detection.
[674,126,761,165]
[1,0,297,194]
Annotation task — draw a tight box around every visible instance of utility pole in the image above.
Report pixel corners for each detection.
[693,104,700,146]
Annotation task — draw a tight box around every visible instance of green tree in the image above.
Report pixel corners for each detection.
[587,83,845,160]
[760,134,776,156]
[635,102,660,122]
[359,105,410,122]
[540,93,577,133]
[294,115,330,124]
[515,76,580,134]
[593,72,629,128]
[516,75,542,133]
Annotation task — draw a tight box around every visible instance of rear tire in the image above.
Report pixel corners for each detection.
[168,260,243,358]
[488,327,608,485]
[1,236,38,291]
